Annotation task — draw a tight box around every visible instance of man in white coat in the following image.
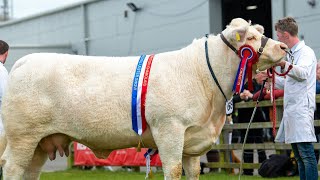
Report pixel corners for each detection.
[0,40,9,132]
[274,17,318,180]
[0,40,9,179]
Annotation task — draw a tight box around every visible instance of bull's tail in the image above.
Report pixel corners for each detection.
[0,132,7,166]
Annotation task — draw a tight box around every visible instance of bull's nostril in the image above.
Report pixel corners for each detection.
[279,44,290,55]
[280,44,287,50]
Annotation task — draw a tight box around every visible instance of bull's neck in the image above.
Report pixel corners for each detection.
[177,35,241,138]
[190,35,240,104]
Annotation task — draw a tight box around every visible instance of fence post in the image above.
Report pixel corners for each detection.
[222,128,233,173]
[218,131,227,172]
[67,142,75,169]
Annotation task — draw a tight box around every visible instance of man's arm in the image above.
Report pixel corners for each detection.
[279,51,315,81]
[0,67,8,103]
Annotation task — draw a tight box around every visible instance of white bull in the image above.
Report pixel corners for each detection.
[0,18,287,180]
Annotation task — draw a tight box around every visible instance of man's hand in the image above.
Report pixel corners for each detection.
[240,89,253,100]
[276,60,286,69]
[255,71,268,85]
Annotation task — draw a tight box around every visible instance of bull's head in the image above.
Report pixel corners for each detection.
[222,18,288,71]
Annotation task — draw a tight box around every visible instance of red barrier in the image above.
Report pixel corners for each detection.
[73,142,162,166]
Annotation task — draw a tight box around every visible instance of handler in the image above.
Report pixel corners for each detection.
[271,17,318,180]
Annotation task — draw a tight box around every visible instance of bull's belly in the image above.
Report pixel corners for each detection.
[37,124,157,160]
[183,126,215,156]
[70,126,157,151]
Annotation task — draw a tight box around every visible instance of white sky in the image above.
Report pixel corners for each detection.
[12,0,84,18]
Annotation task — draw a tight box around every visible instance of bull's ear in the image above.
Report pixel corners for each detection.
[224,18,249,44]
[253,24,264,34]
[229,27,247,43]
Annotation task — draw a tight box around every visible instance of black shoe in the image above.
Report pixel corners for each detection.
[243,172,253,176]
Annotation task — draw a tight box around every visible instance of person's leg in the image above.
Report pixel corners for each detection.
[314,149,319,164]
[314,133,320,163]
[292,143,306,180]
[206,150,219,172]
[243,136,254,175]
[243,150,253,175]
[296,143,318,180]
[257,150,267,163]
[255,135,267,163]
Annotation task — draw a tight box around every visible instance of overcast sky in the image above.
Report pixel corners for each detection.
[12,0,84,18]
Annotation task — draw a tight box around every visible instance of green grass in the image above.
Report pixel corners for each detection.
[40,169,301,180]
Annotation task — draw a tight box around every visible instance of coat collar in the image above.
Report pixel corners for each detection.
[291,40,305,53]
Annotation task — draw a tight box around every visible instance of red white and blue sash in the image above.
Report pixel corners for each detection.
[131,54,154,135]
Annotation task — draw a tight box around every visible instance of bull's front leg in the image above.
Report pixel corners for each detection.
[151,120,186,180]
[182,156,201,180]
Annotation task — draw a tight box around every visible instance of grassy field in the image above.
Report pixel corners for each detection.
[40,169,301,180]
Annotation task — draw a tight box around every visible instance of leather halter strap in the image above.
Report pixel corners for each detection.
[257,36,269,57]
[220,33,269,58]
[220,34,238,55]
[205,34,228,101]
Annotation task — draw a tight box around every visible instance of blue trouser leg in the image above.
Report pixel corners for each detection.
[291,143,318,180]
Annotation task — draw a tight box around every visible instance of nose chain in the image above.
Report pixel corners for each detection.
[287,51,294,64]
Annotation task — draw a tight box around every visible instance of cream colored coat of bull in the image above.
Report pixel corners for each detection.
[0,18,287,180]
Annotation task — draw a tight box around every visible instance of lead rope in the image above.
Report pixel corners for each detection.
[265,68,277,137]
[238,80,266,180]
[238,61,292,179]
[271,68,277,136]
[272,69,276,136]
[267,55,293,136]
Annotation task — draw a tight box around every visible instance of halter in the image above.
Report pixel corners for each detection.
[204,34,269,115]
[220,34,269,58]
[220,34,269,93]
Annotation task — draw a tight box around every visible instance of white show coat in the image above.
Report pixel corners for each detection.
[274,41,317,144]
[0,62,8,134]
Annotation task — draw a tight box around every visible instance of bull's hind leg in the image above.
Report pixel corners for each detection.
[23,146,48,180]
[2,136,40,180]
[182,156,201,180]
[151,121,186,180]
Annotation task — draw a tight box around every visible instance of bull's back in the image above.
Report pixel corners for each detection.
[3,53,143,147]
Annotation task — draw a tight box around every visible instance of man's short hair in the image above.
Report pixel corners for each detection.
[274,17,298,36]
[0,40,9,55]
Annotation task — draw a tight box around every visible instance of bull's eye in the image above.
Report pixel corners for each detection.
[247,36,255,41]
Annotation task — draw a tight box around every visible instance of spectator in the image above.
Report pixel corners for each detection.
[205,145,220,173]
[232,77,267,176]
[252,70,284,142]
[204,115,232,174]
[316,62,320,94]
[314,62,320,163]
